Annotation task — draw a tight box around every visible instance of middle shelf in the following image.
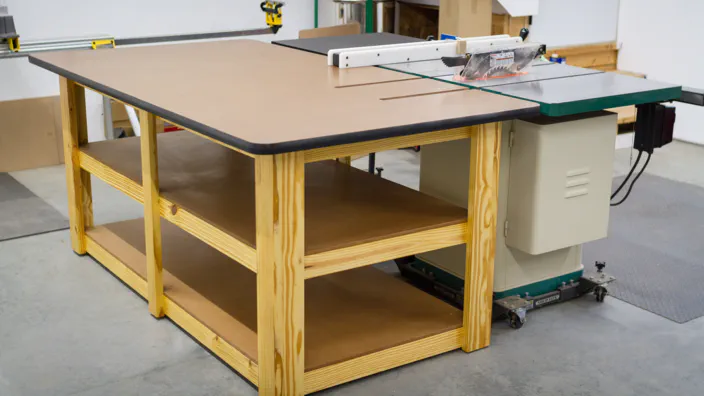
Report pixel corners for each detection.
[86,218,463,373]
[80,131,468,276]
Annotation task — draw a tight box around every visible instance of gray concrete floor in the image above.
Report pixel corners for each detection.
[2,140,704,396]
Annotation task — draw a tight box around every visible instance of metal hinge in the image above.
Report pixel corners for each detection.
[504,220,509,237]
[508,131,515,148]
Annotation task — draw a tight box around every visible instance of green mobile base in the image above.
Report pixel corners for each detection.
[397,257,584,304]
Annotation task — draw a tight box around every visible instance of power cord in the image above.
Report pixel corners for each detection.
[611,150,651,207]
[610,149,642,200]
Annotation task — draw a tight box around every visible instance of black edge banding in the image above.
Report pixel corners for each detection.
[257,106,540,154]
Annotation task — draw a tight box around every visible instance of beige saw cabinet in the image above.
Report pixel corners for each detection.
[416,111,617,302]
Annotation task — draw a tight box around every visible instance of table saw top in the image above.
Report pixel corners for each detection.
[277,33,682,118]
[30,39,538,154]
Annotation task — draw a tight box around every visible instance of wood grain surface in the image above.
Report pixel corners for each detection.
[59,77,92,254]
[139,110,165,318]
[32,40,538,153]
[304,328,462,394]
[88,219,463,372]
[81,131,468,255]
[463,122,501,352]
[256,153,306,395]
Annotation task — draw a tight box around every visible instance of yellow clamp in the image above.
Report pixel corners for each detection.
[91,39,116,50]
[8,37,20,52]
[261,1,284,34]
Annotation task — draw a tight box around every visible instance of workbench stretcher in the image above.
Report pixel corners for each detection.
[31,38,544,395]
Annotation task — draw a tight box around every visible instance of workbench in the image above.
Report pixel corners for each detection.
[30,38,539,395]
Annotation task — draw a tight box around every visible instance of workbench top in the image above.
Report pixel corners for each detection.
[30,39,537,154]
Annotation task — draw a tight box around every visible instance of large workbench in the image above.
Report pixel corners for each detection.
[31,30,682,394]
[30,38,538,395]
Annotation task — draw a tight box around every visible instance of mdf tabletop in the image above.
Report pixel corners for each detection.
[30,39,538,154]
[30,37,533,396]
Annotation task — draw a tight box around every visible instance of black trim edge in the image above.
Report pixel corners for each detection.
[29,55,540,154]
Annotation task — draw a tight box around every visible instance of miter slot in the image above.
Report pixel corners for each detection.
[379,88,467,101]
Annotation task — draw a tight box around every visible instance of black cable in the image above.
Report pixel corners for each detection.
[611,150,642,200]
[611,151,651,207]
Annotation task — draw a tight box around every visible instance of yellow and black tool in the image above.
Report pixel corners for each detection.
[261,1,284,34]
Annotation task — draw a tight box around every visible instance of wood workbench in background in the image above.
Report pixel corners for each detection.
[30,39,538,395]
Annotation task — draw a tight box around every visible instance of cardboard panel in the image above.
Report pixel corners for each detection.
[0,96,64,172]
[299,22,361,39]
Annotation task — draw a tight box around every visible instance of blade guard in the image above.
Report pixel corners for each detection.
[456,43,543,82]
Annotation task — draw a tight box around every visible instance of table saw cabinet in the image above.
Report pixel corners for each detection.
[417,111,617,298]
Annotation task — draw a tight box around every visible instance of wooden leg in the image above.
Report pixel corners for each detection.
[59,77,93,254]
[463,122,501,352]
[139,110,164,318]
[255,152,305,396]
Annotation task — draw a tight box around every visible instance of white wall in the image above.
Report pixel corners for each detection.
[617,0,704,145]
[529,0,620,47]
[1,0,314,141]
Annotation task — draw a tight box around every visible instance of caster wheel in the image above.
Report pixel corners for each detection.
[508,312,524,329]
[594,286,607,303]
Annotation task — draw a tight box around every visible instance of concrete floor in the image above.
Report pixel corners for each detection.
[2,140,704,396]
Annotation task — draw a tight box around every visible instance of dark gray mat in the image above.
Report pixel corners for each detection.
[584,173,704,323]
[0,173,68,241]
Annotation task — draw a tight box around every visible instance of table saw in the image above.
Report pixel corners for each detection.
[276,33,682,327]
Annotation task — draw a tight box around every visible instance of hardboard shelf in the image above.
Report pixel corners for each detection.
[86,218,463,390]
[80,131,468,275]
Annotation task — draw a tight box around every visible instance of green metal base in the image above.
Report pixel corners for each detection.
[404,258,584,301]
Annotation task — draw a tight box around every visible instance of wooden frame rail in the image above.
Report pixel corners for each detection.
[79,150,258,270]
[79,144,470,279]
[304,222,467,279]
[304,127,472,163]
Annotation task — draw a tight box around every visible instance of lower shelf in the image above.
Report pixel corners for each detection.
[86,218,463,392]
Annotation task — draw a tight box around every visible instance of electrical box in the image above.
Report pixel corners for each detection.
[505,112,617,255]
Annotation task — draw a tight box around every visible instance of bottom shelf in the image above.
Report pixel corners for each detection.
[85,219,463,392]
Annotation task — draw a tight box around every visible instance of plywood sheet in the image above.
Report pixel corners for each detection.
[88,219,463,371]
[298,22,361,39]
[0,96,63,172]
[82,131,468,254]
[31,39,539,154]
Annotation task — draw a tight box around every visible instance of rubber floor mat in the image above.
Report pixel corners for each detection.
[0,173,68,241]
[584,173,704,323]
